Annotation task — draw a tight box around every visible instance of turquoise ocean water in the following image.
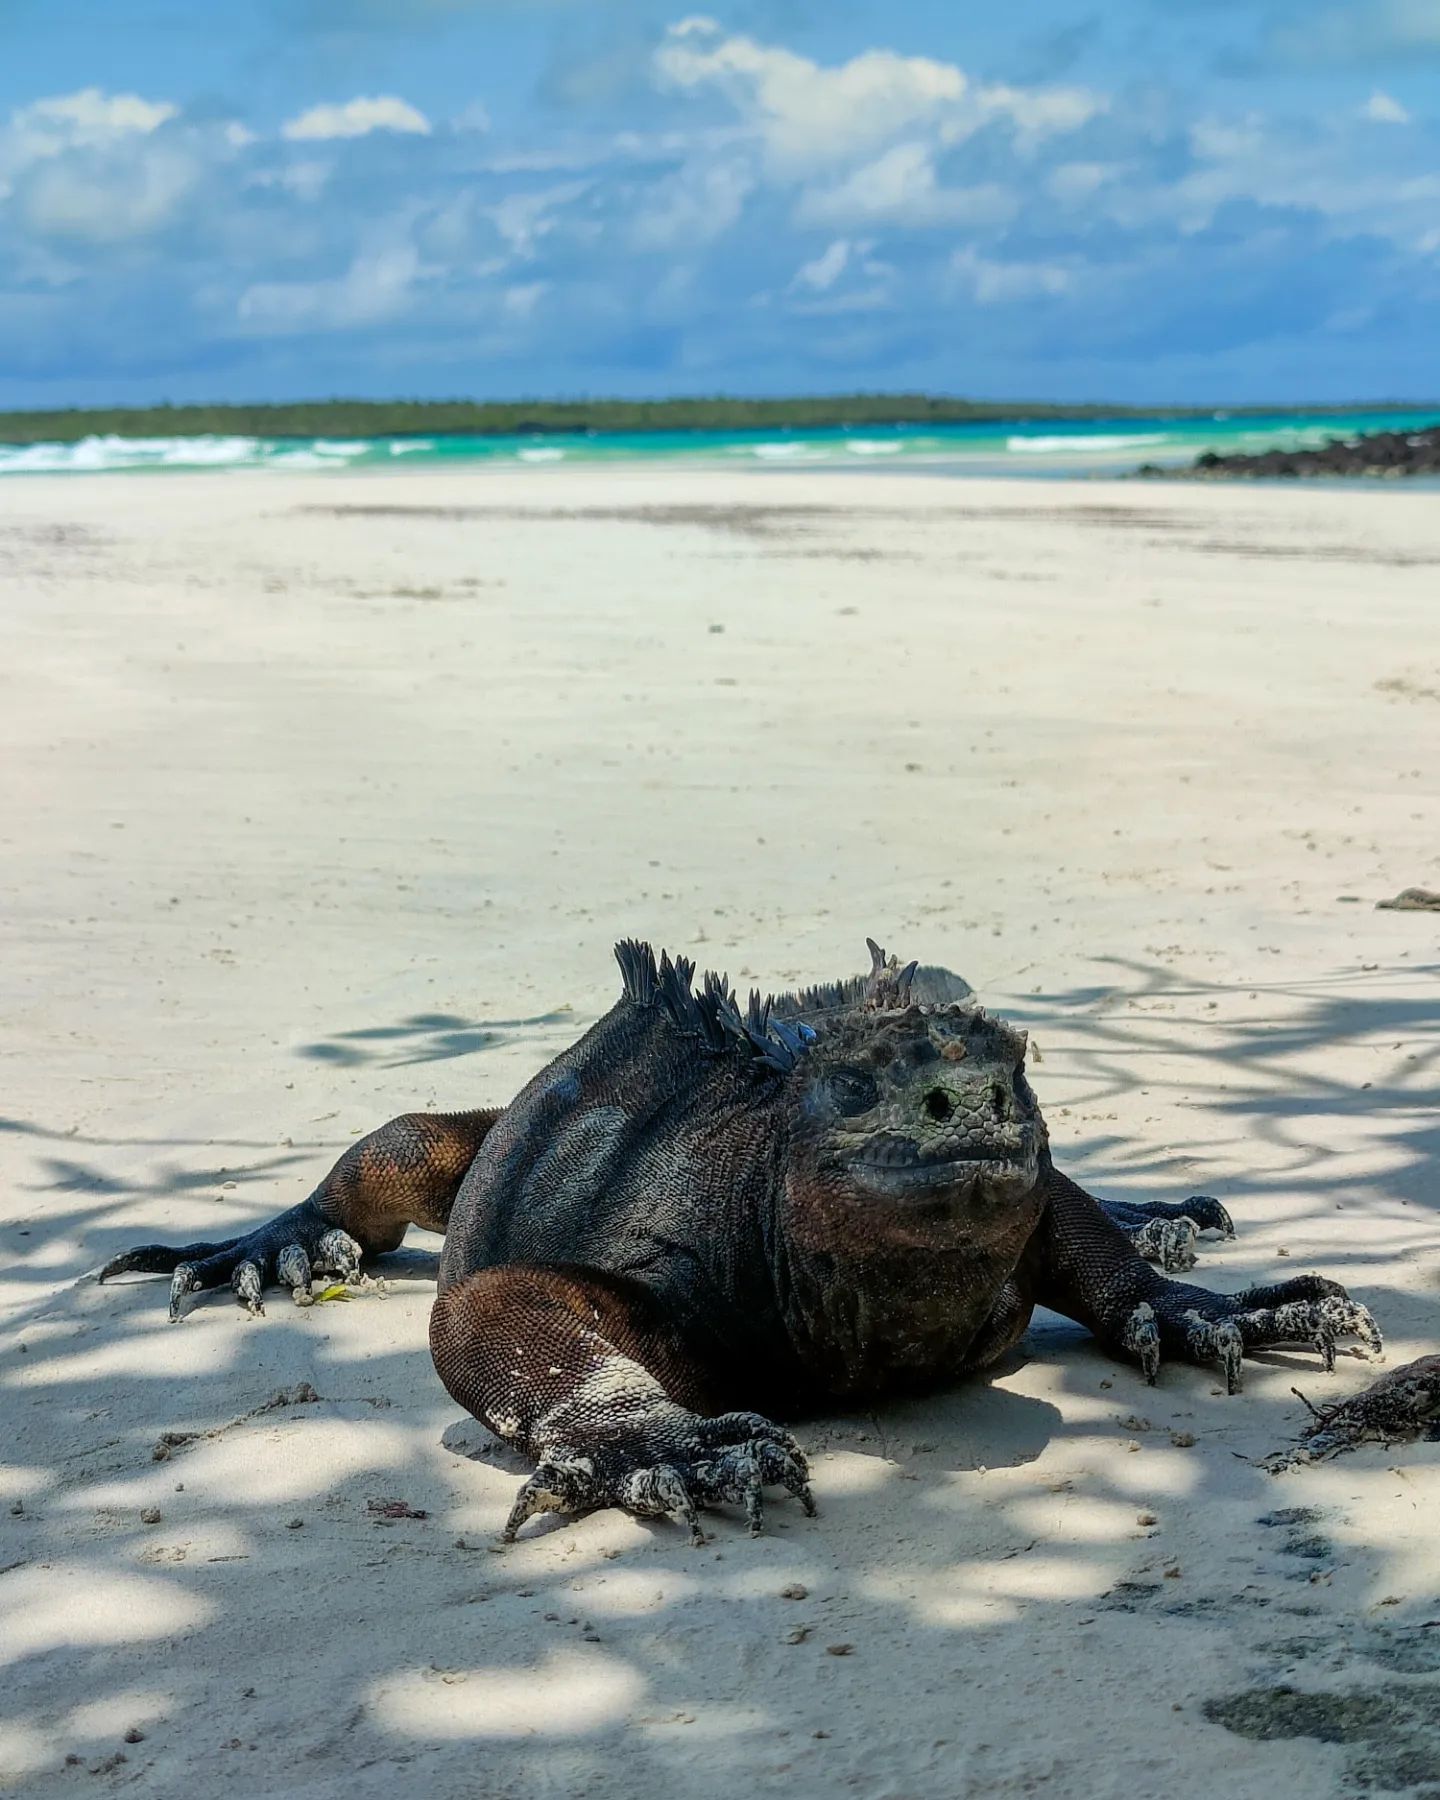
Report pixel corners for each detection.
[2,407,1438,479]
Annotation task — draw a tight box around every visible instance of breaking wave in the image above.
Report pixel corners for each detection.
[0,433,379,475]
[1005,433,1166,454]
[3,412,1436,478]
[0,434,265,474]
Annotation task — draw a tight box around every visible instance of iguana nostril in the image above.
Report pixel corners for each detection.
[992,1083,1009,1119]
[924,1088,955,1123]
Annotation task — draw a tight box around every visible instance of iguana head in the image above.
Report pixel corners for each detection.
[613,934,1046,1253]
[784,948,1047,1251]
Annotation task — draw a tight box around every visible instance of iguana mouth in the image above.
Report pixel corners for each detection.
[839,1133,1038,1196]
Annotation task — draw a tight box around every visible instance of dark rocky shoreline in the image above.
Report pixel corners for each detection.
[1140,422,1440,480]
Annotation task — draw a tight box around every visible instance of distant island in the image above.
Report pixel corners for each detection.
[1,394,1434,447]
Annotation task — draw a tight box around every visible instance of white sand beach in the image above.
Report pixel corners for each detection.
[1,465,1437,1798]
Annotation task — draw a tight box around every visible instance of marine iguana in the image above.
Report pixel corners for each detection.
[99,939,1382,1543]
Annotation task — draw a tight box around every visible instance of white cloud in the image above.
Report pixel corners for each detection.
[15,88,177,144]
[974,82,1103,141]
[281,96,432,141]
[790,238,851,292]
[784,237,895,314]
[236,242,423,332]
[950,245,1070,304]
[1363,90,1411,123]
[502,281,547,319]
[655,18,966,175]
[1,88,179,185]
[18,148,198,242]
[1047,161,1120,201]
[1189,116,1267,162]
[629,159,753,249]
[246,159,332,202]
[789,283,893,317]
[653,20,1100,177]
[488,181,591,256]
[1139,108,1440,246]
[798,143,1015,229]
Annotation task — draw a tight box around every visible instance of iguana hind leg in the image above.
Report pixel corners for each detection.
[99,1108,502,1320]
[1034,1167,1380,1394]
[430,1262,814,1544]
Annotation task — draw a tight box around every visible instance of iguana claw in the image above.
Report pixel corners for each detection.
[1123,1302,1162,1383]
[1104,1195,1235,1271]
[1181,1195,1235,1239]
[1185,1312,1245,1393]
[501,1412,814,1546]
[315,1229,363,1284]
[1116,1277,1382,1394]
[276,1244,314,1304]
[169,1264,201,1322]
[1132,1217,1200,1273]
[232,1260,266,1317]
[102,1201,366,1320]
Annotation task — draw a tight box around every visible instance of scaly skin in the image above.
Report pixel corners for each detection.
[99,939,1382,1542]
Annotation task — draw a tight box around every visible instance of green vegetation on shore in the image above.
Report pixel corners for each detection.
[0,394,1431,446]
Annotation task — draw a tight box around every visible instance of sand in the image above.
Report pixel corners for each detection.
[1,465,1437,1799]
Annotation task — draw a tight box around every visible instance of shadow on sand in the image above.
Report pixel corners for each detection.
[3,958,1437,1796]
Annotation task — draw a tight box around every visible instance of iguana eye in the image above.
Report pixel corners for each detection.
[827,1068,879,1116]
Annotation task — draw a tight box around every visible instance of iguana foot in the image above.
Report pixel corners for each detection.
[98,1201,364,1320]
[1129,1217,1200,1273]
[503,1409,815,1546]
[1120,1274,1382,1394]
[1104,1196,1235,1271]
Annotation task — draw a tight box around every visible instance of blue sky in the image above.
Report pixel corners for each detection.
[2,0,1438,408]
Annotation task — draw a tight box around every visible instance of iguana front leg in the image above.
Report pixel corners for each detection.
[429,1263,814,1544]
[1033,1167,1381,1393]
[99,1108,501,1318]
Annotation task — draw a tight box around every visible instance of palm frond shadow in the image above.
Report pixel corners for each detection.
[4,957,1437,1791]
[1005,955,1440,1211]
[298,1006,580,1069]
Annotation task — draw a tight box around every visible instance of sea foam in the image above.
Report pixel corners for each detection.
[1005,433,1166,454]
[2,411,1435,479]
[0,434,263,474]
